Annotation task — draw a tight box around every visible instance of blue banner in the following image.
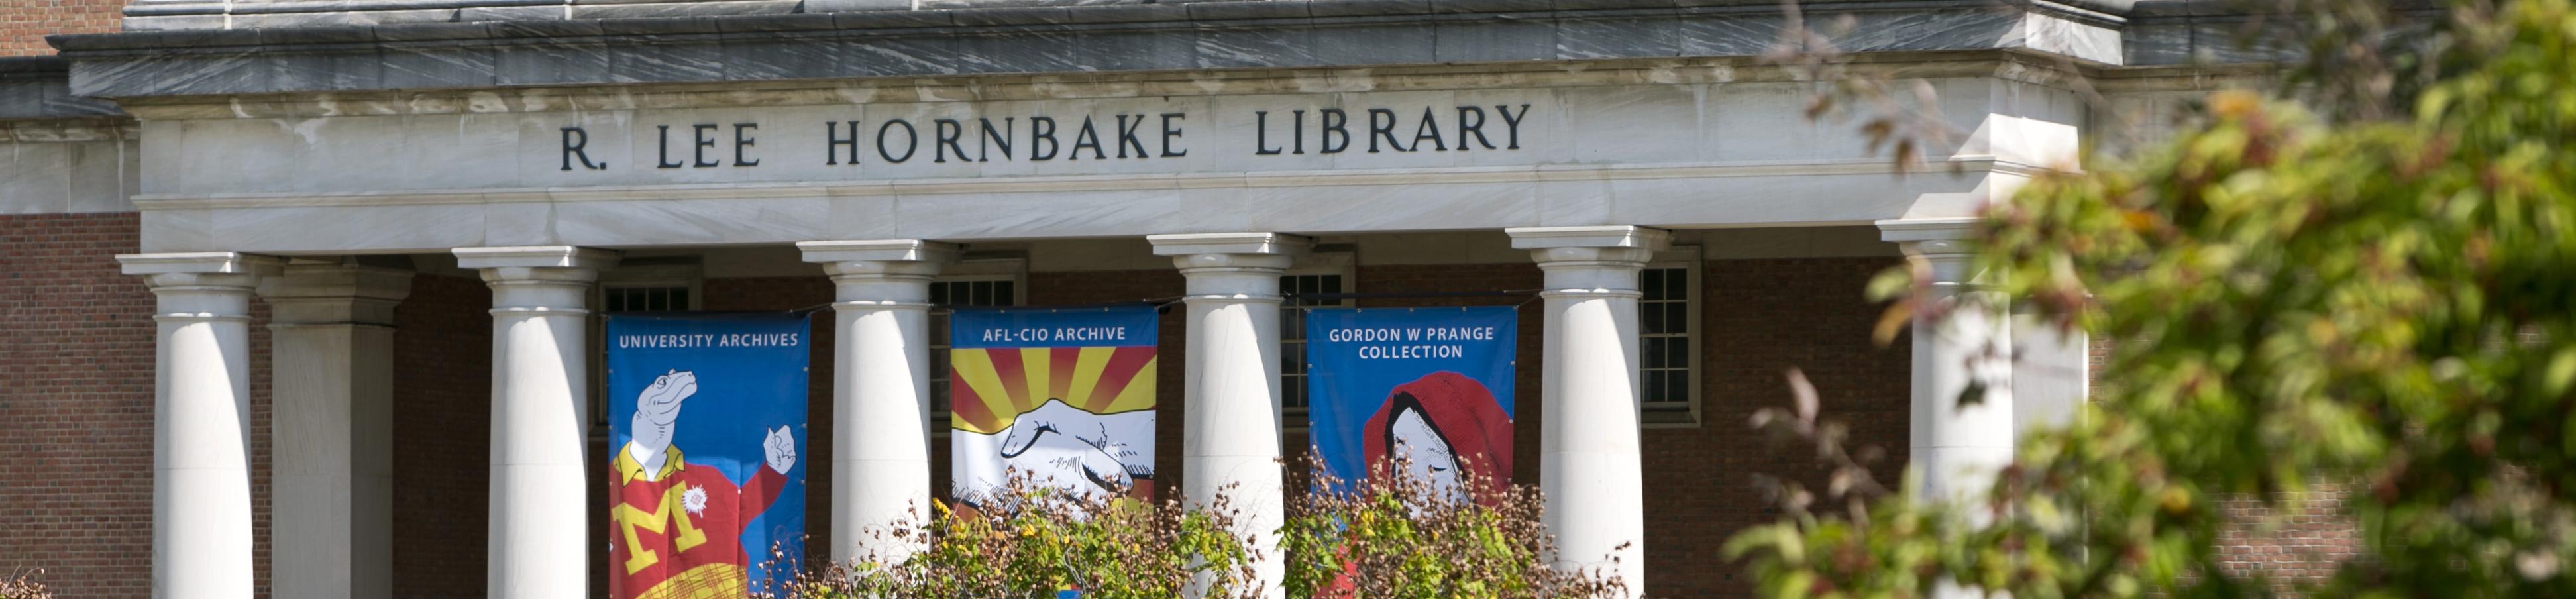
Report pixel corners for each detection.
[604,313,810,599]
[1306,306,1517,499]
[949,306,1160,500]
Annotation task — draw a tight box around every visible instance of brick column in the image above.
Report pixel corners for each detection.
[119,251,282,599]
[258,262,411,599]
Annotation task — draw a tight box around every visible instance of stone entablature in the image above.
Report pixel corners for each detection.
[113,56,2084,253]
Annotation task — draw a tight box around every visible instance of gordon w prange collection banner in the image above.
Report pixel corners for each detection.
[1305,306,1517,500]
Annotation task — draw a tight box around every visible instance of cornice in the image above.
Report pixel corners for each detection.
[56,0,2127,100]
[103,50,2085,120]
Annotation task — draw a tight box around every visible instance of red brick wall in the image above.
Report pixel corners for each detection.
[388,273,496,599]
[0,0,123,57]
[2215,486,2361,591]
[0,213,273,598]
[1650,257,1915,596]
[0,213,156,597]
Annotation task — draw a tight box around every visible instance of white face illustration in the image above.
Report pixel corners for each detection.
[1390,406,1463,500]
[631,369,697,454]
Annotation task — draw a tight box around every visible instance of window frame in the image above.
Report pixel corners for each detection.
[1278,250,1357,432]
[928,255,1030,438]
[1638,247,1703,428]
[590,258,706,431]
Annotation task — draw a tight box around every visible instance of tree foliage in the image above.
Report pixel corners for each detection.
[1727,0,2576,596]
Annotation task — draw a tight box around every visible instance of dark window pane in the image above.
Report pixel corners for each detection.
[1668,335,1690,366]
[1665,269,1688,298]
[1668,303,1690,333]
[1641,269,1665,300]
[1321,275,1343,294]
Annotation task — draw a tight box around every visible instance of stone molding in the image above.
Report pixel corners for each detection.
[131,156,2051,211]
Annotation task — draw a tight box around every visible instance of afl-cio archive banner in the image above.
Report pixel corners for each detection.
[949,305,1161,501]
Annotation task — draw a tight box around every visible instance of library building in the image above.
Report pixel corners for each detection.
[0,0,2335,597]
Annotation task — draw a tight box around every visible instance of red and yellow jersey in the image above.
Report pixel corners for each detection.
[608,444,787,599]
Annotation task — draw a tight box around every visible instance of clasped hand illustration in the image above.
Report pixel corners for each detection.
[986,399,1154,494]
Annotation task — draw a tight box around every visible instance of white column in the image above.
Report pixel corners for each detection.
[455,246,618,599]
[258,262,411,599]
[117,252,280,599]
[797,239,957,565]
[1878,219,2015,504]
[1149,231,1310,598]
[1507,226,1666,597]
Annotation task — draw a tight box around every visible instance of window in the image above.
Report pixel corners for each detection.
[1279,250,1356,429]
[1638,253,1701,426]
[592,257,704,429]
[604,285,691,312]
[929,257,1028,428]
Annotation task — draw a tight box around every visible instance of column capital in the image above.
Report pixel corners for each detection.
[121,252,282,323]
[798,239,963,264]
[1878,218,1989,288]
[1876,217,1982,256]
[801,240,956,309]
[453,246,620,274]
[1505,225,1672,252]
[798,239,959,281]
[1146,231,1314,258]
[257,262,415,327]
[455,246,616,314]
[1510,226,1666,298]
[119,251,284,277]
